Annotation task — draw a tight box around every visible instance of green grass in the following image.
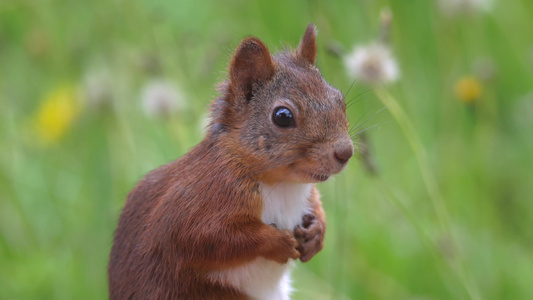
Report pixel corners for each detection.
[1,0,533,299]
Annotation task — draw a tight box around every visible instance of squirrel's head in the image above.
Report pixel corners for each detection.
[210,24,353,184]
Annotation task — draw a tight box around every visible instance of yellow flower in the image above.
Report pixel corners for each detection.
[455,76,482,103]
[35,86,80,145]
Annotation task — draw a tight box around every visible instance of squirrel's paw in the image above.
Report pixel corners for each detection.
[265,229,300,264]
[294,213,325,262]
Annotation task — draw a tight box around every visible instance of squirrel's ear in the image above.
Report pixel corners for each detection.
[297,24,318,65]
[229,37,275,101]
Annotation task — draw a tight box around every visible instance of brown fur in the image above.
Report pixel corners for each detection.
[108,24,353,299]
[297,24,318,65]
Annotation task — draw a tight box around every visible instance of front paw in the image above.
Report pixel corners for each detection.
[265,229,300,264]
[294,214,325,262]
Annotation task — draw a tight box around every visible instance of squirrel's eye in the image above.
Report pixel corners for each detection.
[272,107,295,128]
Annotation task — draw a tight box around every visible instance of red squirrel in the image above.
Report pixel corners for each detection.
[108,24,354,300]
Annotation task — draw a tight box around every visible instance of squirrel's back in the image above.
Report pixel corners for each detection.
[109,141,255,299]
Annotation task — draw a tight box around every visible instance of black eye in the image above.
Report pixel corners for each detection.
[272,106,295,128]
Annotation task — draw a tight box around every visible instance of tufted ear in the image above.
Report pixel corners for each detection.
[297,23,318,65]
[229,37,275,101]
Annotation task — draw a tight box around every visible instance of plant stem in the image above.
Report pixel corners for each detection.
[375,88,480,300]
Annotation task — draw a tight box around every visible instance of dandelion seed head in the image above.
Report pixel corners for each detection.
[344,44,399,85]
[83,68,113,109]
[141,80,184,118]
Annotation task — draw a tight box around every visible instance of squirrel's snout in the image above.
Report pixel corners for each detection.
[334,139,354,164]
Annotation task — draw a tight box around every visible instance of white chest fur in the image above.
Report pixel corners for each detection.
[260,182,313,230]
[207,182,313,300]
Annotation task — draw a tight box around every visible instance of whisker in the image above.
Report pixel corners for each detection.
[349,106,388,134]
[351,121,392,139]
[342,79,357,99]
[346,88,374,109]
[349,105,381,133]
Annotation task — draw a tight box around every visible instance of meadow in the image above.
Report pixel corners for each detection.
[1,0,533,299]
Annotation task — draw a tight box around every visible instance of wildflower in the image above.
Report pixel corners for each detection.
[439,0,493,16]
[141,80,184,118]
[454,76,482,103]
[344,43,400,85]
[35,85,80,144]
[82,67,113,109]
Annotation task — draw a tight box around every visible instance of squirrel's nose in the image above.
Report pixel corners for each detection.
[334,140,354,164]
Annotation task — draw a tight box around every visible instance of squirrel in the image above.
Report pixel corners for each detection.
[108,24,354,300]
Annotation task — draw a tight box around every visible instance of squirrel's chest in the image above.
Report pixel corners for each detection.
[207,183,313,300]
[259,182,313,230]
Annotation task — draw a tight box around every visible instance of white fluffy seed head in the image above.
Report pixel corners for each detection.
[83,67,113,109]
[344,43,399,85]
[141,80,183,118]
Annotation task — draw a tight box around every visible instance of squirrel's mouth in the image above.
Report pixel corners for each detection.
[299,171,330,182]
[310,173,329,182]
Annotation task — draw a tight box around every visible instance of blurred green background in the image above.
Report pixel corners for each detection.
[1,0,533,299]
